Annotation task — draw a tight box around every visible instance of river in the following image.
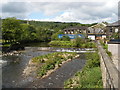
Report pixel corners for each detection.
[2,44,86,88]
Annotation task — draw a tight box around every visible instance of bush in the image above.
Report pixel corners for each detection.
[75,37,85,47]
[45,59,55,65]
[68,55,73,59]
[56,60,62,67]
[86,59,100,68]
[46,64,55,70]
[38,68,47,77]
[81,44,86,48]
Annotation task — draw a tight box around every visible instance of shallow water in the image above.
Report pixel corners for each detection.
[2,47,86,88]
[2,49,52,88]
[25,54,86,88]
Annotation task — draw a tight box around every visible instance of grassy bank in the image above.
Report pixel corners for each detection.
[32,52,78,77]
[64,52,103,88]
[49,40,96,48]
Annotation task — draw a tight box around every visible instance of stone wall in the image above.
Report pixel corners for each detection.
[97,41,119,89]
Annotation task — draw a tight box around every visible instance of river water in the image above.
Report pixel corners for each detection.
[25,54,86,88]
[2,46,86,88]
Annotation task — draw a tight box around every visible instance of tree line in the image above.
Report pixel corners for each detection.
[2,17,53,44]
[2,17,97,45]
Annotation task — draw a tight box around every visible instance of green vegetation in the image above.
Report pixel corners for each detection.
[51,31,64,40]
[32,52,77,77]
[49,37,96,48]
[2,17,53,45]
[60,36,70,41]
[64,52,103,88]
[49,41,76,47]
[100,40,112,57]
[111,32,119,39]
[2,17,97,48]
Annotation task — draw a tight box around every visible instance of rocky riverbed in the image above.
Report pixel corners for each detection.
[22,54,80,79]
[24,54,86,88]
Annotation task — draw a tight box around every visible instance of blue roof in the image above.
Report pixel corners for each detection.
[58,34,85,39]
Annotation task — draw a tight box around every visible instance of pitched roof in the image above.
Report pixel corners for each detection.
[107,20,120,27]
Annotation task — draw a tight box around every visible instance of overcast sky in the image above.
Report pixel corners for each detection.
[1,0,120,24]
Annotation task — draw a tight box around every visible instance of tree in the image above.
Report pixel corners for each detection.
[75,37,85,47]
[2,17,21,43]
[36,26,53,42]
[20,24,36,42]
[51,31,64,40]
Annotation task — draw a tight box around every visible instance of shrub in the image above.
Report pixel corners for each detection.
[106,50,112,57]
[38,68,47,77]
[68,55,73,59]
[81,44,86,48]
[45,59,55,65]
[56,60,62,66]
[46,64,55,70]
[103,44,108,50]
[86,59,100,68]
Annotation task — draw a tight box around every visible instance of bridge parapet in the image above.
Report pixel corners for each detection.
[97,41,119,89]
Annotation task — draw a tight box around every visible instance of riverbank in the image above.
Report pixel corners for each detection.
[64,52,103,88]
[23,52,79,79]
[49,40,96,48]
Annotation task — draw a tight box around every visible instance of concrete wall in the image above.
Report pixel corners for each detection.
[108,44,120,70]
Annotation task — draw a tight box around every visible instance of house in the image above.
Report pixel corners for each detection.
[106,20,120,39]
[61,26,88,40]
[63,26,88,35]
[87,23,107,40]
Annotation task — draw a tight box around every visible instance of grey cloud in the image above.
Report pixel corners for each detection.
[2,2,28,13]
[1,2,118,23]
